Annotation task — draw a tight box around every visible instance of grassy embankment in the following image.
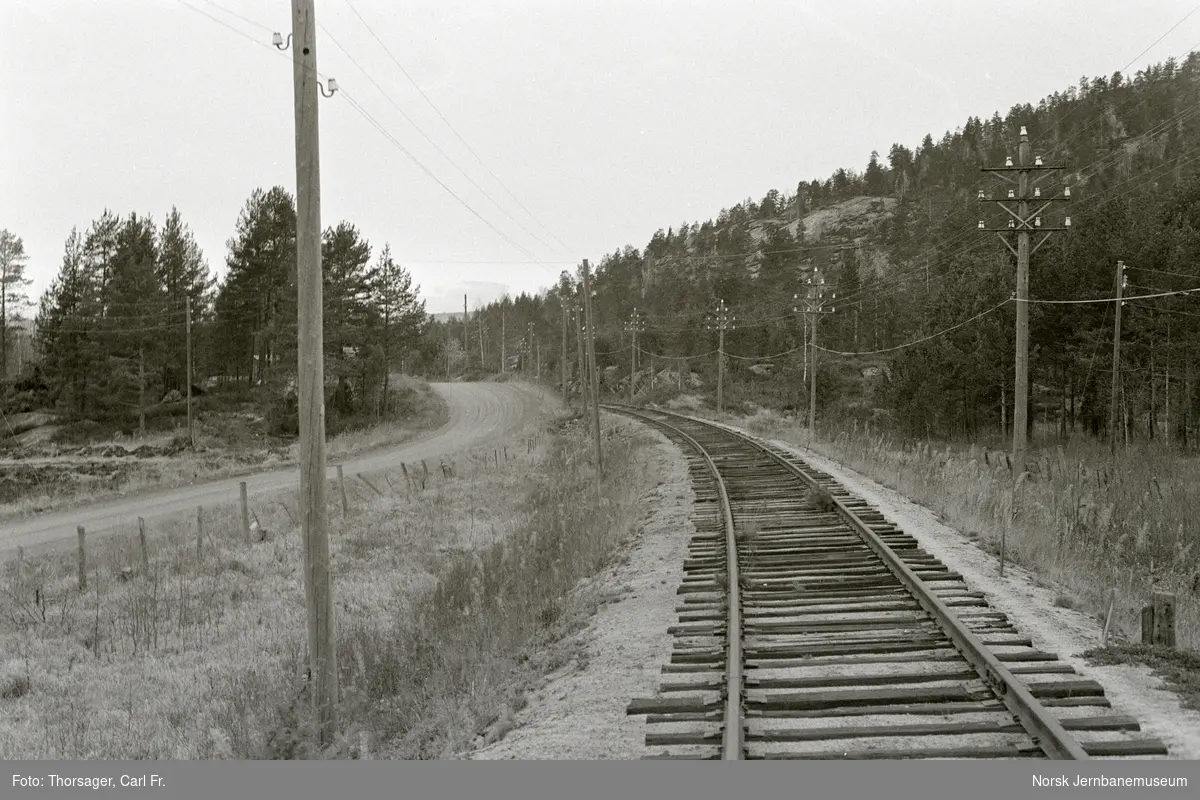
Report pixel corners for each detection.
[0,406,663,758]
[0,376,448,520]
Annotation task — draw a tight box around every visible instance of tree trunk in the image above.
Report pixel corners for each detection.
[139,342,146,436]
[1149,348,1156,441]
[1059,366,1068,440]
[1001,381,1007,439]
[381,311,390,419]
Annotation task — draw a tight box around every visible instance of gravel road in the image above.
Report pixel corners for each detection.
[0,381,553,559]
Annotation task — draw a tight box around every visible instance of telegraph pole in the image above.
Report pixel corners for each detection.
[575,304,588,416]
[463,294,468,373]
[528,322,535,376]
[561,303,569,402]
[624,308,645,405]
[1110,260,1127,456]
[794,268,835,433]
[581,260,602,476]
[478,311,485,368]
[500,309,506,373]
[186,296,194,446]
[980,125,1071,473]
[279,0,337,745]
[705,300,735,413]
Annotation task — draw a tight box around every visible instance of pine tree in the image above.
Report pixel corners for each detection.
[214,187,297,384]
[36,228,101,415]
[321,221,376,416]
[373,243,426,415]
[0,229,33,379]
[156,207,214,393]
[103,213,161,428]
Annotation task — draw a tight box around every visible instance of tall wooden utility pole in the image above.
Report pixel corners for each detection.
[625,308,644,405]
[561,303,569,402]
[478,310,485,368]
[794,268,834,433]
[708,300,734,413]
[287,0,336,745]
[1110,260,1127,456]
[980,125,1070,473]
[186,296,194,446]
[528,322,535,376]
[581,260,602,476]
[463,294,468,373]
[500,309,506,373]
[575,304,588,416]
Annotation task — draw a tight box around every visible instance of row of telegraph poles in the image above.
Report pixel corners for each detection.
[283,19,1076,745]
[559,123,1078,479]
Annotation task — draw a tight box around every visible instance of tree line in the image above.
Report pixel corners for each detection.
[431,53,1200,452]
[2,186,426,438]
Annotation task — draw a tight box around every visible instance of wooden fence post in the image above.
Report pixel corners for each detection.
[196,506,204,561]
[240,481,250,538]
[337,464,349,517]
[15,546,24,604]
[138,517,150,573]
[1146,591,1177,649]
[77,525,87,591]
[1101,588,1117,647]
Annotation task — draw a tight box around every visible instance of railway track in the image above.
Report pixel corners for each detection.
[610,404,1170,761]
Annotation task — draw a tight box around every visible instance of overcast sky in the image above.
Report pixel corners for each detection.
[4,1,1199,315]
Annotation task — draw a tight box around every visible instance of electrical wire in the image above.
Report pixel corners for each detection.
[341,0,575,254]
[1018,286,1200,304]
[724,344,806,361]
[338,89,553,269]
[317,21,559,257]
[1023,6,1200,156]
[177,0,562,274]
[814,298,1012,356]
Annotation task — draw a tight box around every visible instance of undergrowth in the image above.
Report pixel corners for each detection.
[0,405,657,760]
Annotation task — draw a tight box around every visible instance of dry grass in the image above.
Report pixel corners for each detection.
[0,411,658,759]
[321,377,448,461]
[701,405,1200,652]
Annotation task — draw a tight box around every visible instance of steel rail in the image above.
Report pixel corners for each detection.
[604,404,1089,761]
[605,404,744,759]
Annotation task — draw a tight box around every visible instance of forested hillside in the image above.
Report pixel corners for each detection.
[442,53,1200,451]
[7,54,1200,453]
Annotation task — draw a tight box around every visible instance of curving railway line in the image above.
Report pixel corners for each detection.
[609,404,1170,761]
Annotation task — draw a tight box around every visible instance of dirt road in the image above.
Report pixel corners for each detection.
[0,381,554,558]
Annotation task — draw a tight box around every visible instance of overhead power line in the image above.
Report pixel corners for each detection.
[178,1,563,274]
[342,0,576,254]
[338,89,555,270]
[1018,285,1200,304]
[815,298,1013,356]
[317,22,560,257]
